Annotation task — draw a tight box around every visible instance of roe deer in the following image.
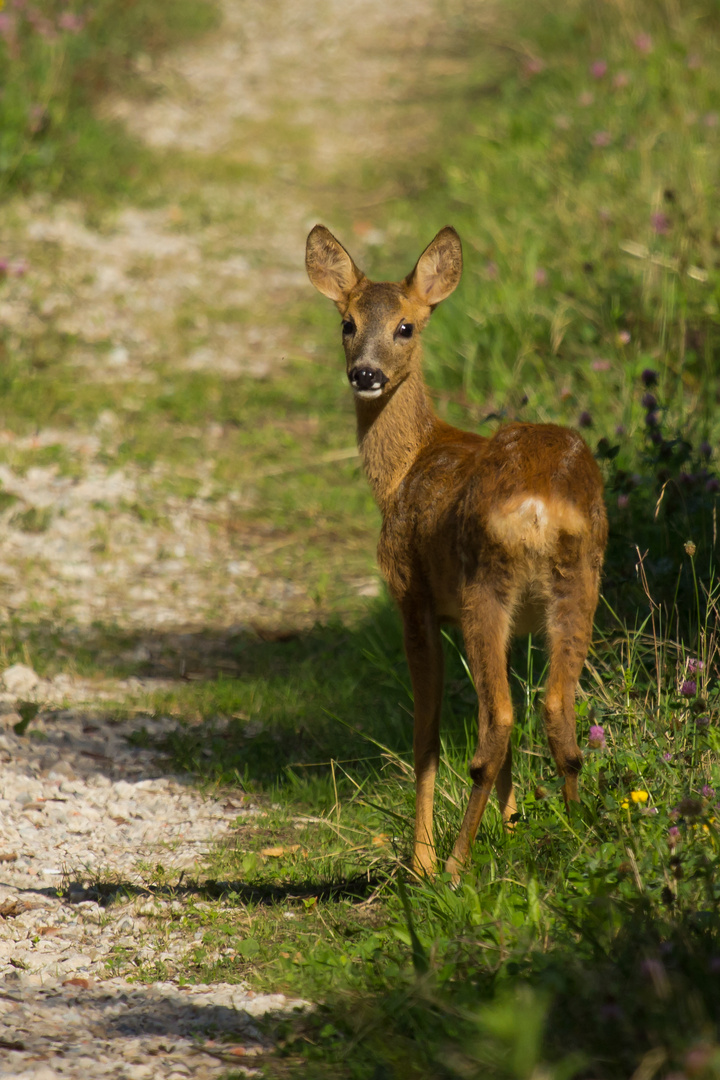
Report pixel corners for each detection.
[305,224,608,880]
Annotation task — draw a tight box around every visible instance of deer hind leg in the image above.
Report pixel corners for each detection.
[446,589,513,880]
[402,601,444,878]
[543,559,599,805]
[495,741,517,825]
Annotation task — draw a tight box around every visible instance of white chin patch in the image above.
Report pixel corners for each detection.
[354,387,384,399]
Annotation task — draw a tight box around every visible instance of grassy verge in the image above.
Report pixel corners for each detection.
[0,0,218,199]
[144,2,718,1076]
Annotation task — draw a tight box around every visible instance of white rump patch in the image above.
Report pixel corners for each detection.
[487,496,586,555]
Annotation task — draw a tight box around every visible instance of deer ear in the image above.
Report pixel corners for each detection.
[406,226,462,308]
[306,225,364,304]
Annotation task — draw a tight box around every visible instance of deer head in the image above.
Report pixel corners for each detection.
[305,224,463,401]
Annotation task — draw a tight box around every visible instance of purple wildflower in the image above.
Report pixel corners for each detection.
[523,57,545,77]
[534,267,548,286]
[702,785,715,799]
[615,424,626,437]
[591,359,612,372]
[617,329,631,344]
[699,441,712,459]
[687,658,704,674]
[651,212,671,235]
[662,752,672,761]
[58,12,84,32]
[617,493,629,510]
[645,411,659,427]
[641,368,658,386]
[591,130,612,147]
[590,60,608,79]
[634,33,653,54]
[588,724,606,749]
[706,477,720,494]
[612,72,630,89]
[668,826,680,848]
[685,1048,712,1075]
[681,680,697,697]
[641,391,657,410]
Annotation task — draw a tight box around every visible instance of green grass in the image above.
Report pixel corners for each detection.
[0,0,219,199]
[96,597,720,1078]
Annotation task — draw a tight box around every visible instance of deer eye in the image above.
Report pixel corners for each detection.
[341,319,356,336]
[397,322,414,339]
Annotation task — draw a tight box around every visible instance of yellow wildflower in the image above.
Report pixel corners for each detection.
[621,799,629,810]
[630,790,649,804]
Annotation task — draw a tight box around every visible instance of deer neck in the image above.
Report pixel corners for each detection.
[354,368,438,513]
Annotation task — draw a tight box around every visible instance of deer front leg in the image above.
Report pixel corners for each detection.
[446,590,513,882]
[402,601,444,878]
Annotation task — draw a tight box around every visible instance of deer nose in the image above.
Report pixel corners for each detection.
[349,367,388,393]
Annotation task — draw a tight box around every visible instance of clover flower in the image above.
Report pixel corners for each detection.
[651,212,670,235]
[588,724,606,749]
[681,680,697,697]
[668,826,680,848]
[687,658,704,674]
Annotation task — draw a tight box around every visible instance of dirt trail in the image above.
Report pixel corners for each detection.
[0,0,448,1075]
[0,0,447,640]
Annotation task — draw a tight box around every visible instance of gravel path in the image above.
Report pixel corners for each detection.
[0,0,443,1073]
[0,666,303,1078]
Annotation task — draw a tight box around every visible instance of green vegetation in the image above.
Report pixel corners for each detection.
[0,0,218,198]
[1,0,719,1077]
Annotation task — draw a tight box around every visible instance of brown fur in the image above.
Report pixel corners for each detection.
[305,224,608,881]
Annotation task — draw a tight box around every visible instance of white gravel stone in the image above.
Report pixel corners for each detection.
[0,663,41,696]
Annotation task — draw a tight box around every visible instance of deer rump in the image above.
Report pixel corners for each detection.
[377,421,606,636]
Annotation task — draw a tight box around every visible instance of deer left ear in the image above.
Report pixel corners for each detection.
[406,226,463,308]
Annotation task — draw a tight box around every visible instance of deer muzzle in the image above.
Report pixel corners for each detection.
[348,366,389,399]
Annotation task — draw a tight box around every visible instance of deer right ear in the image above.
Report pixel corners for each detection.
[306,225,364,304]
